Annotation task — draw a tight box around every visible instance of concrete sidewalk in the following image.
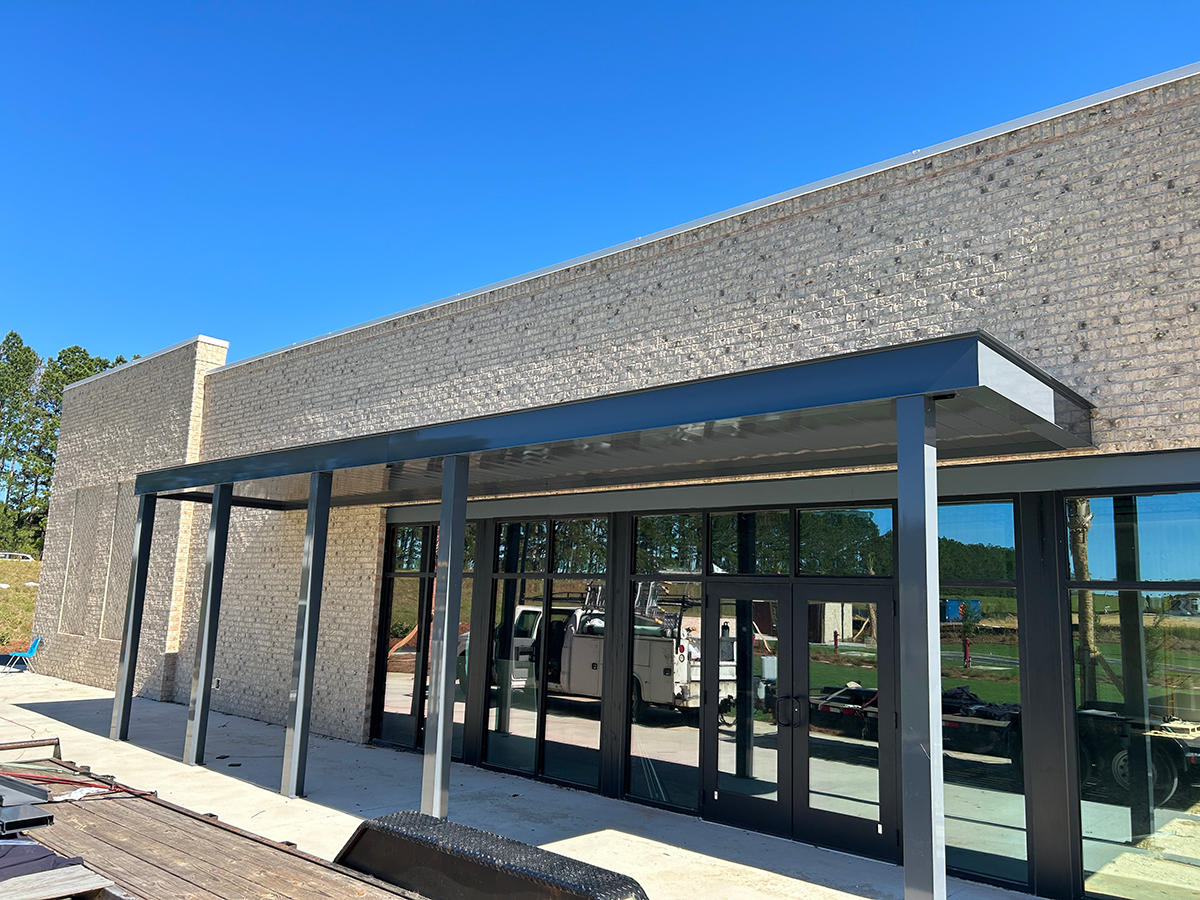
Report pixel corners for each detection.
[0,671,1024,900]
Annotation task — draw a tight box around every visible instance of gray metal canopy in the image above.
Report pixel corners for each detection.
[136,332,1091,505]
[113,330,1091,900]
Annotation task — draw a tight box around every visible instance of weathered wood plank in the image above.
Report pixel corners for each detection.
[126,798,412,898]
[0,864,113,900]
[32,817,218,900]
[59,798,395,900]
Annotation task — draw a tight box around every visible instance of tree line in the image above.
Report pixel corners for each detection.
[0,331,135,555]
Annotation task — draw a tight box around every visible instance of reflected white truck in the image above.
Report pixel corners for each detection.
[459,602,736,718]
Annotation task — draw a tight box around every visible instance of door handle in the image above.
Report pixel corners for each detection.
[774,696,804,728]
[776,697,793,727]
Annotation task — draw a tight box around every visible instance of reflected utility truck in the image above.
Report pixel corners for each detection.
[463,582,734,717]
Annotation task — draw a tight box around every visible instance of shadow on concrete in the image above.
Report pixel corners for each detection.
[13,694,911,900]
[15,693,1022,900]
[18,696,291,793]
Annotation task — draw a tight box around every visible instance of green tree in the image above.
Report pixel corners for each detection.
[0,331,132,554]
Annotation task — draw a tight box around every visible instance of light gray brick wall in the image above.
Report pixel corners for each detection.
[32,338,228,695]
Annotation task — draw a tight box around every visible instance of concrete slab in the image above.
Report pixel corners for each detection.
[0,671,1029,900]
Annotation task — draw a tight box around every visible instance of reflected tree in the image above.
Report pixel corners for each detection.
[1068,498,1098,703]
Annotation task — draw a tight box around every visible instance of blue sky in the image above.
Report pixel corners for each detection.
[3,2,1199,365]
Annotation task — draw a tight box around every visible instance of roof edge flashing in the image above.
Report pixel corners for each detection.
[206,62,1200,377]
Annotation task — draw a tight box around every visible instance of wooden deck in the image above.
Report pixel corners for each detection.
[8,761,417,900]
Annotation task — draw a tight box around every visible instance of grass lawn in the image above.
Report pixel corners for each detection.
[0,560,39,653]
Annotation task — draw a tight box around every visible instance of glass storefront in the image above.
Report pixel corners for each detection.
[374,486,1200,897]
[937,502,1024,886]
[484,518,608,788]
[628,579,702,809]
[1069,492,1200,900]
[377,523,473,754]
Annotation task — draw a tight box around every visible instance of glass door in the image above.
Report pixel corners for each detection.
[794,582,899,862]
[701,581,899,861]
[702,582,794,836]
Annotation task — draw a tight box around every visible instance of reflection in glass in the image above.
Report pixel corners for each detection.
[710,510,790,575]
[635,515,702,575]
[807,601,880,821]
[1073,589,1200,899]
[628,580,702,809]
[939,502,1015,582]
[485,579,544,773]
[797,508,893,576]
[542,579,605,787]
[939,587,1026,884]
[462,522,477,572]
[392,525,429,573]
[1069,492,1200,583]
[452,576,473,759]
[553,518,609,574]
[717,595,780,801]
[379,576,427,746]
[497,521,548,574]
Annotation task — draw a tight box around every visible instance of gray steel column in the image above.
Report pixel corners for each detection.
[599,512,632,798]
[1113,495,1153,839]
[110,493,157,741]
[896,395,946,900]
[183,482,233,767]
[282,471,333,798]
[421,455,470,818]
[462,519,496,767]
[1016,492,1084,900]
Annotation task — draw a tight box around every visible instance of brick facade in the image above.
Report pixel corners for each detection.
[33,71,1200,742]
[33,337,227,698]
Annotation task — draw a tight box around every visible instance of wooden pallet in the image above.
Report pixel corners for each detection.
[16,762,417,900]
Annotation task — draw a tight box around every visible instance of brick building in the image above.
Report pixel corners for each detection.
[33,63,1200,900]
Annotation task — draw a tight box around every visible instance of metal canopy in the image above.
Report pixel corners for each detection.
[135,333,1092,503]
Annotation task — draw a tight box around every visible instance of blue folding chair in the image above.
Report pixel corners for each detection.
[2,636,40,673]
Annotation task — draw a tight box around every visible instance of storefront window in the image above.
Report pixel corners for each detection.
[1069,492,1200,583]
[1073,588,1200,898]
[497,520,548,573]
[628,580,702,810]
[796,507,893,576]
[552,518,608,574]
[635,514,702,575]
[709,509,790,575]
[541,578,604,788]
[938,502,1025,886]
[485,577,544,774]
[391,525,427,573]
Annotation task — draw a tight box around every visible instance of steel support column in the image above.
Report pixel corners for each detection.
[462,519,496,767]
[1113,495,1153,839]
[110,493,158,741]
[1016,492,1084,900]
[421,455,470,818]
[282,471,333,797]
[183,482,233,766]
[599,512,632,798]
[896,395,946,900]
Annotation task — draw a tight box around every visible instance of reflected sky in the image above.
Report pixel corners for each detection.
[1071,493,1200,582]
[938,503,1014,550]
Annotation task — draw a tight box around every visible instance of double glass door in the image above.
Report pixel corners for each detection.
[701,582,899,862]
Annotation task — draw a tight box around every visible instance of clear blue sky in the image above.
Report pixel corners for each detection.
[3,2,1198,365]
